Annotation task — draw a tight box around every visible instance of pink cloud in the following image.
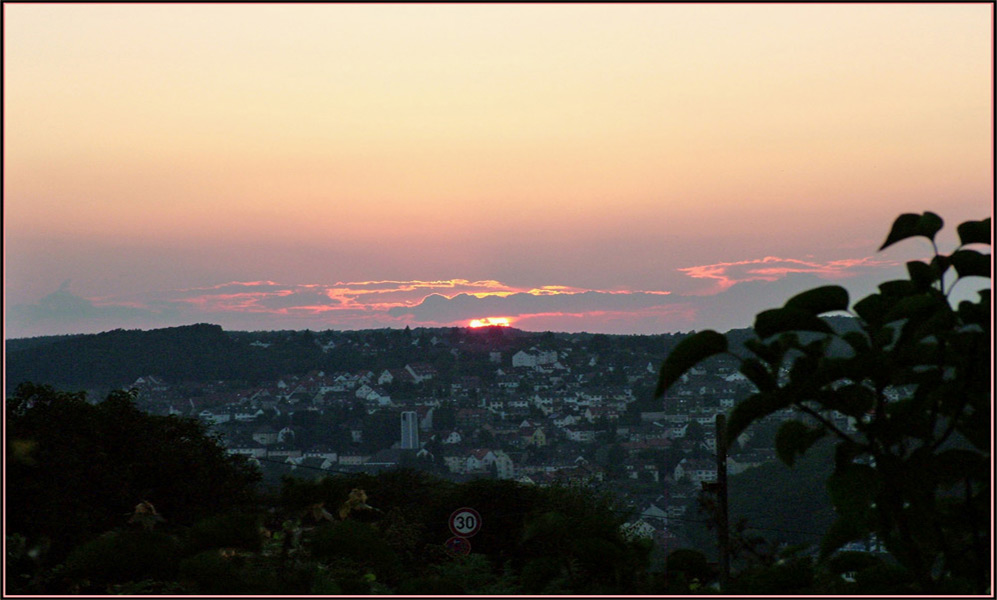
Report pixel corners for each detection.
[678,255,897,295]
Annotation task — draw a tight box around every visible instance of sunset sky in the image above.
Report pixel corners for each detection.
[4,3,992,338]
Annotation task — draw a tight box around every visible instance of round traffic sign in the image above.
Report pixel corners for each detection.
[444,536,472,555]
[448,507,482,537]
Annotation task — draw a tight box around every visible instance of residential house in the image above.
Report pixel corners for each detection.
[492,450,515,479]
[365,448,407,470]
[252,426,279,446]
[438,430,463,445]
[465,449,496,473]
[404,363,437,384]
[621,519,657,541]
[564,428,598,443]
[512,348,558,369]
[303,445,338,461]
[227,441,267,458]
[674,458,717,484]
[496,375,520,389]
[267,446,301,460]
[521,425,547,447]
[451,376,483,395]
[198,409,231,425]
[640,503,669,528]
[338,454,369,466]
[277,426,297,444]
[456,408,488,429]
[550,413,580,428]
[443,455,466,474]
[728,450,775,475]
[355,384,392,406]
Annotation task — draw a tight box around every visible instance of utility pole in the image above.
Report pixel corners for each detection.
[715,412,730,590]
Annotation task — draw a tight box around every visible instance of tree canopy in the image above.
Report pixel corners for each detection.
[656,212,991,594]
[7,383,261,565]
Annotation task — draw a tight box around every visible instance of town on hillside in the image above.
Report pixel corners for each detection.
[84,324,873,555]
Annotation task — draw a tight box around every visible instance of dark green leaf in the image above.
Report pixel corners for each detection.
[784,285,850,315]
[841,331,870,354]
[871,326,895,349]
[878,280,916,298]
[774,420,826,466]
[654,330,727,398]
[882,293,946,324]
[950,249,991,279]
[826,383,875,417]
[852,294,887,324]
[725,391,793,443]
[827,463,880,518]
[929,254,951,276]
[895,340,940,369]
[834,440,863,469]
[956,416,990,452]
[820,517,867,561]
[899,306,955,347]
[957,293,988,326]
[915,211,944,241]
[905,261,936,290]
[879,213,921,251]
[754,308,833,339]
[878,212,943,251]
[738,357,777,391]
[744,338,785,366]
[932,449,988,486]
[956,218,991,246]
[828,551,886,575]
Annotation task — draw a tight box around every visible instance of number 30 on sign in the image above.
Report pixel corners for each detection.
[448,507,482,537]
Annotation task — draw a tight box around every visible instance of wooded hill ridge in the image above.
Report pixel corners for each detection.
[5,319,860,392]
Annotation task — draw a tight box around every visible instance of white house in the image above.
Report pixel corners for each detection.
[198,409,231,424]
[465,449,495,472]
[512,350,538,368]
[492,450,515,479]
[621,519,657,541]
[252,427,279,446]
[564,428,597,443]
[512,348,558,368]
[673,458,717,484]
[551,413,580,428]
[443,455,466,474]
[404,363,437,384]
[438,430,463,445]
[227,443,267,458]
[277,426,296,444]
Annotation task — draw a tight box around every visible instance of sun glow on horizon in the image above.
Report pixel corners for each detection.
[468,317,513,328]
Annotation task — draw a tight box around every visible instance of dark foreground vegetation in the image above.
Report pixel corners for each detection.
[7,383,658,595]
[658,211,991,594]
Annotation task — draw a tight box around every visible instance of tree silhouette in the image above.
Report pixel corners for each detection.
[656,212,991,593]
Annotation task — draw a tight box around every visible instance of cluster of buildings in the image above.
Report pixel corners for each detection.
[126,328,849,551]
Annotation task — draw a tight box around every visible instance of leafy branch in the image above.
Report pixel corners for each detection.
[656,212,991,593]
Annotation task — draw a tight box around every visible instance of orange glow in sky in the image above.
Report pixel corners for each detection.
[468,317,513,328]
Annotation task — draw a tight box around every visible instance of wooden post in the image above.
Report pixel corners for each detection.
[716,413,730,590]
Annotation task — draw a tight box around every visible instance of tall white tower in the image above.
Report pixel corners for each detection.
[401,411,419,450]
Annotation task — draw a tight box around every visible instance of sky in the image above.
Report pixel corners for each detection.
[4,3,993,338]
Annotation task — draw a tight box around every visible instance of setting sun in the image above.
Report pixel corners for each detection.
[468,317,513,328]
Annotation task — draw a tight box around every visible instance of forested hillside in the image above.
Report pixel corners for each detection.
[5,323,685,391]
[5,319,861,392]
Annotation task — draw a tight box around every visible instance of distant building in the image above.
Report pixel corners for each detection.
[512,349,558,369]
[401,411,419,449]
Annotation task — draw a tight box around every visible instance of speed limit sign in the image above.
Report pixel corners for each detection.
[448,507,482,537]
